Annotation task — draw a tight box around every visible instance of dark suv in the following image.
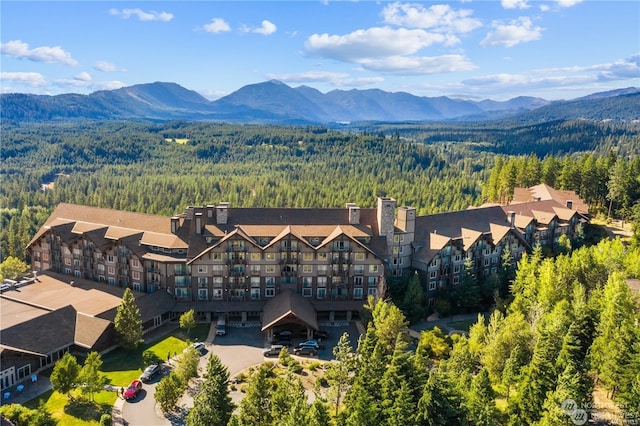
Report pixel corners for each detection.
[263,345,286,357]
[293,345,317,356]
[140,363,161,382]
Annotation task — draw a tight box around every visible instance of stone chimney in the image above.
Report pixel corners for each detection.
[396,206,415,233]
[195,212,203,234]
[171,217,180,234]
[377,197,396,248]
[507,211,516,228]
[346,203,360,225]
[207,205,215,218]
[566,200,573,209]
[216,202,229,225]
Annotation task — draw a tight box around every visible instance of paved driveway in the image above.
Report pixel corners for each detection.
[120,322,361,425]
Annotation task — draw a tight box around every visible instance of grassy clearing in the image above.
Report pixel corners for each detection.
[165,138,190,144]
[447,318,477,332]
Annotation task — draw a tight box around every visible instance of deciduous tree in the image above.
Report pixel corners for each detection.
[114,288,143,349]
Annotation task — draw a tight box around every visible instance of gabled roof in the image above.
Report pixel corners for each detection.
[512,184,588,214]
[261,290,318,332]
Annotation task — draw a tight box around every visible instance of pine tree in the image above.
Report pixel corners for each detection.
[185,355,234,426]
[466,368,498,426]
[237,363,274,425]
[416,368,464,425]
[114,288,143,349]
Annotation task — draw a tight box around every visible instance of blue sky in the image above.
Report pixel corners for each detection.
[1,1,638,101]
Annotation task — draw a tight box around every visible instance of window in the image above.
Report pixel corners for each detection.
[303,277,313,287]
[368,277,378,286]
[317,253,328,261]
[484,258,490,266]
[63,247,71,255]
[212,264,223,274]
[42,253,49,261]
[251,265,261,274]
[250,288,260,300]
[231,240,245,251]
[454,254,461,262]
[430,259,438,267]
[453,276,460,285]
[317,276,327,287]
[198,277,207,287]
[429,281,436,291]
[133,282,141,291]
[175,288,190,299]
[429,270,437,279]
[334,241,349,251]
[197,265,207,273]
[354,276,363,286]
[367,288,377,296]
[266,265,275,274]
[250,252,261,261]
[302,264,312,273]
[132,271,140,280]
[454,265,461,274]
[212,252,223,261]
[73,259,80,266]
[213,289,223,300]
[303,252,314,261]
[131,259,140,268]
[266,288,275,297]
[213,276,223,285]
[368,264,379,273]
[265,253,276,261]
[108,266,116,275]
[354,288,363,299]
[108,277,116,286]
[354,265,364,275]
[107,255,115,263]
[266,277,275,287]
[355,252,365,261]
[317,265,327,274]
[317,288,326,299]
[303,288,312,297]
[251,277,261,286]
[198,289,208,300]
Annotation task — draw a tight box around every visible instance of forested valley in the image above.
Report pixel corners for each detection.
[1,118,639,424]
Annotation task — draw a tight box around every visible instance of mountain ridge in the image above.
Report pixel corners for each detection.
[1,80,638,124]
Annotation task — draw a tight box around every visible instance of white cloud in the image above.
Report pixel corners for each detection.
[381,3,482,33]
[358,54,476,74]
[74,72,92,82]
[253,20,277,35]
[502,0,530,9]
[306,27,447,61]
[553,0,583,8]
[94,61,126,72]
[203,18,231,33]
[0,40,78,66]
[54,77,126,91]
[1,71,47,87]
[481,17,544,47]
[265,70,384,87]
[110,8,173,22]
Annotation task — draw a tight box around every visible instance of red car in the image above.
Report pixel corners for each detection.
[123,379,142,400]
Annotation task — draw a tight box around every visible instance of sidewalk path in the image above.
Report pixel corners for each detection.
[410,311,488,336]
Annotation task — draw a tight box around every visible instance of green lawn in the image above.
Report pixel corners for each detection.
[25,324,210,425]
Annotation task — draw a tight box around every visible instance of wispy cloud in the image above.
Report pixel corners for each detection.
[1,71,47,87]
[481,17,544,47]
[0,40,78,66]
[501,0,530,10]
[202,18,231,33]
[110,8,173,22]
[381,2,482,34]
[265,70,384,87]
[94,61,126,72]
[241,20,277,35]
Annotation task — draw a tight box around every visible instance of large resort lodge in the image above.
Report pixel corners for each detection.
[1,184,587,391]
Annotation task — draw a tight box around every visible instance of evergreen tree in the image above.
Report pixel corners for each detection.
[466,368,498,426]
[155,372,183,414]
[237,363,274,425]
[114,288,143,349]
[326,332,355,417]
[416,368,464,425]
[306,400,331,426]
[185,355,234,426]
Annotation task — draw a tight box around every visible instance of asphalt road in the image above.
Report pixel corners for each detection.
[121,323,361,425]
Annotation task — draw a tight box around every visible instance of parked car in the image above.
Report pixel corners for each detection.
[298,339,323,350]
[263,345,286,357]
[275,330,293,339]
[123,379,142,400]
[140,363,161,382]
[216,316,227,336]
[293,345,317,356]
[193,342,205,354]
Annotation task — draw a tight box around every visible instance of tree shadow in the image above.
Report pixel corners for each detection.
[63,398,112,422]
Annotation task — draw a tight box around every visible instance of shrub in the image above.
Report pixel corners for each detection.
[288,359,303,374]
[307,361,321,371]
[100,413,112,426]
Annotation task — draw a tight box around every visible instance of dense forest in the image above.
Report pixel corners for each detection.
[1,120,640,261]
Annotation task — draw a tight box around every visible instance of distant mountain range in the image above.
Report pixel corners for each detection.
[1,80,638,124]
